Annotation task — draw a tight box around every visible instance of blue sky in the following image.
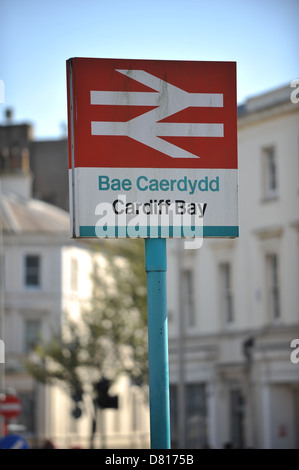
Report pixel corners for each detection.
[0,0,298,139]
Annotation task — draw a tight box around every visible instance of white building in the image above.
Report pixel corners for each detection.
[1,81,298,449]
[167,83,299,449]
[0,133,150,448]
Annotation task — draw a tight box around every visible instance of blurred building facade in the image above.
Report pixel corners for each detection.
[0,111,69,212]
[0,81,298,449]
[167,83,299,449]
[0,122,150,448]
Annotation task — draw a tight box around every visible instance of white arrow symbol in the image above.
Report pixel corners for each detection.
[91,69,223,158]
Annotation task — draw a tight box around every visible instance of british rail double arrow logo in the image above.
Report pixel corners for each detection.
[90,69,224,159]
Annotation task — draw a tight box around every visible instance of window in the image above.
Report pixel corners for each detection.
[263,147,278,199]
[182,269,195,328]
[24,255,40,287]
[24,319,41,353]
[18,391,36,435]
[131,392,137,432]
[230,389,245,449]
[185,384,207,449]
[71,258,78,291]
[266,254,280,321]
[169,385,178,449]
[219,262,234,324]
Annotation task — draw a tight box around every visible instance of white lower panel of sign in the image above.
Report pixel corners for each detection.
[70,167,238,238]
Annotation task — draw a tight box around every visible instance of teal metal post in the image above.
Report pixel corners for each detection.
[145,238,171,449]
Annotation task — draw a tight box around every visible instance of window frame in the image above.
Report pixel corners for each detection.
[24,254,41,288]
[266,252,281,322]
[219,261,234,325]
[262,146,278,200]
[181,268,196,329]
[71,257,78,292]
[24,318,41,353]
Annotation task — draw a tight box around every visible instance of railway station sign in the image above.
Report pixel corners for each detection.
[67,58,238,239]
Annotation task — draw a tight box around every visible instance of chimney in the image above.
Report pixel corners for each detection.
[0,118,34,199]
[5,108,13,124]
[0,146,33,199]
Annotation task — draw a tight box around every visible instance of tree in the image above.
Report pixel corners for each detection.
[98,238,149,388]
[26,238,148,448]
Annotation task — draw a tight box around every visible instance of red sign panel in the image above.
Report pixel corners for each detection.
[0,394,22,419]
[67,58,237,170]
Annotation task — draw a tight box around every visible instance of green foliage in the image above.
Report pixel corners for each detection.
[93,239,148,387]
[26,239,149,400]
[26,325,83,395]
